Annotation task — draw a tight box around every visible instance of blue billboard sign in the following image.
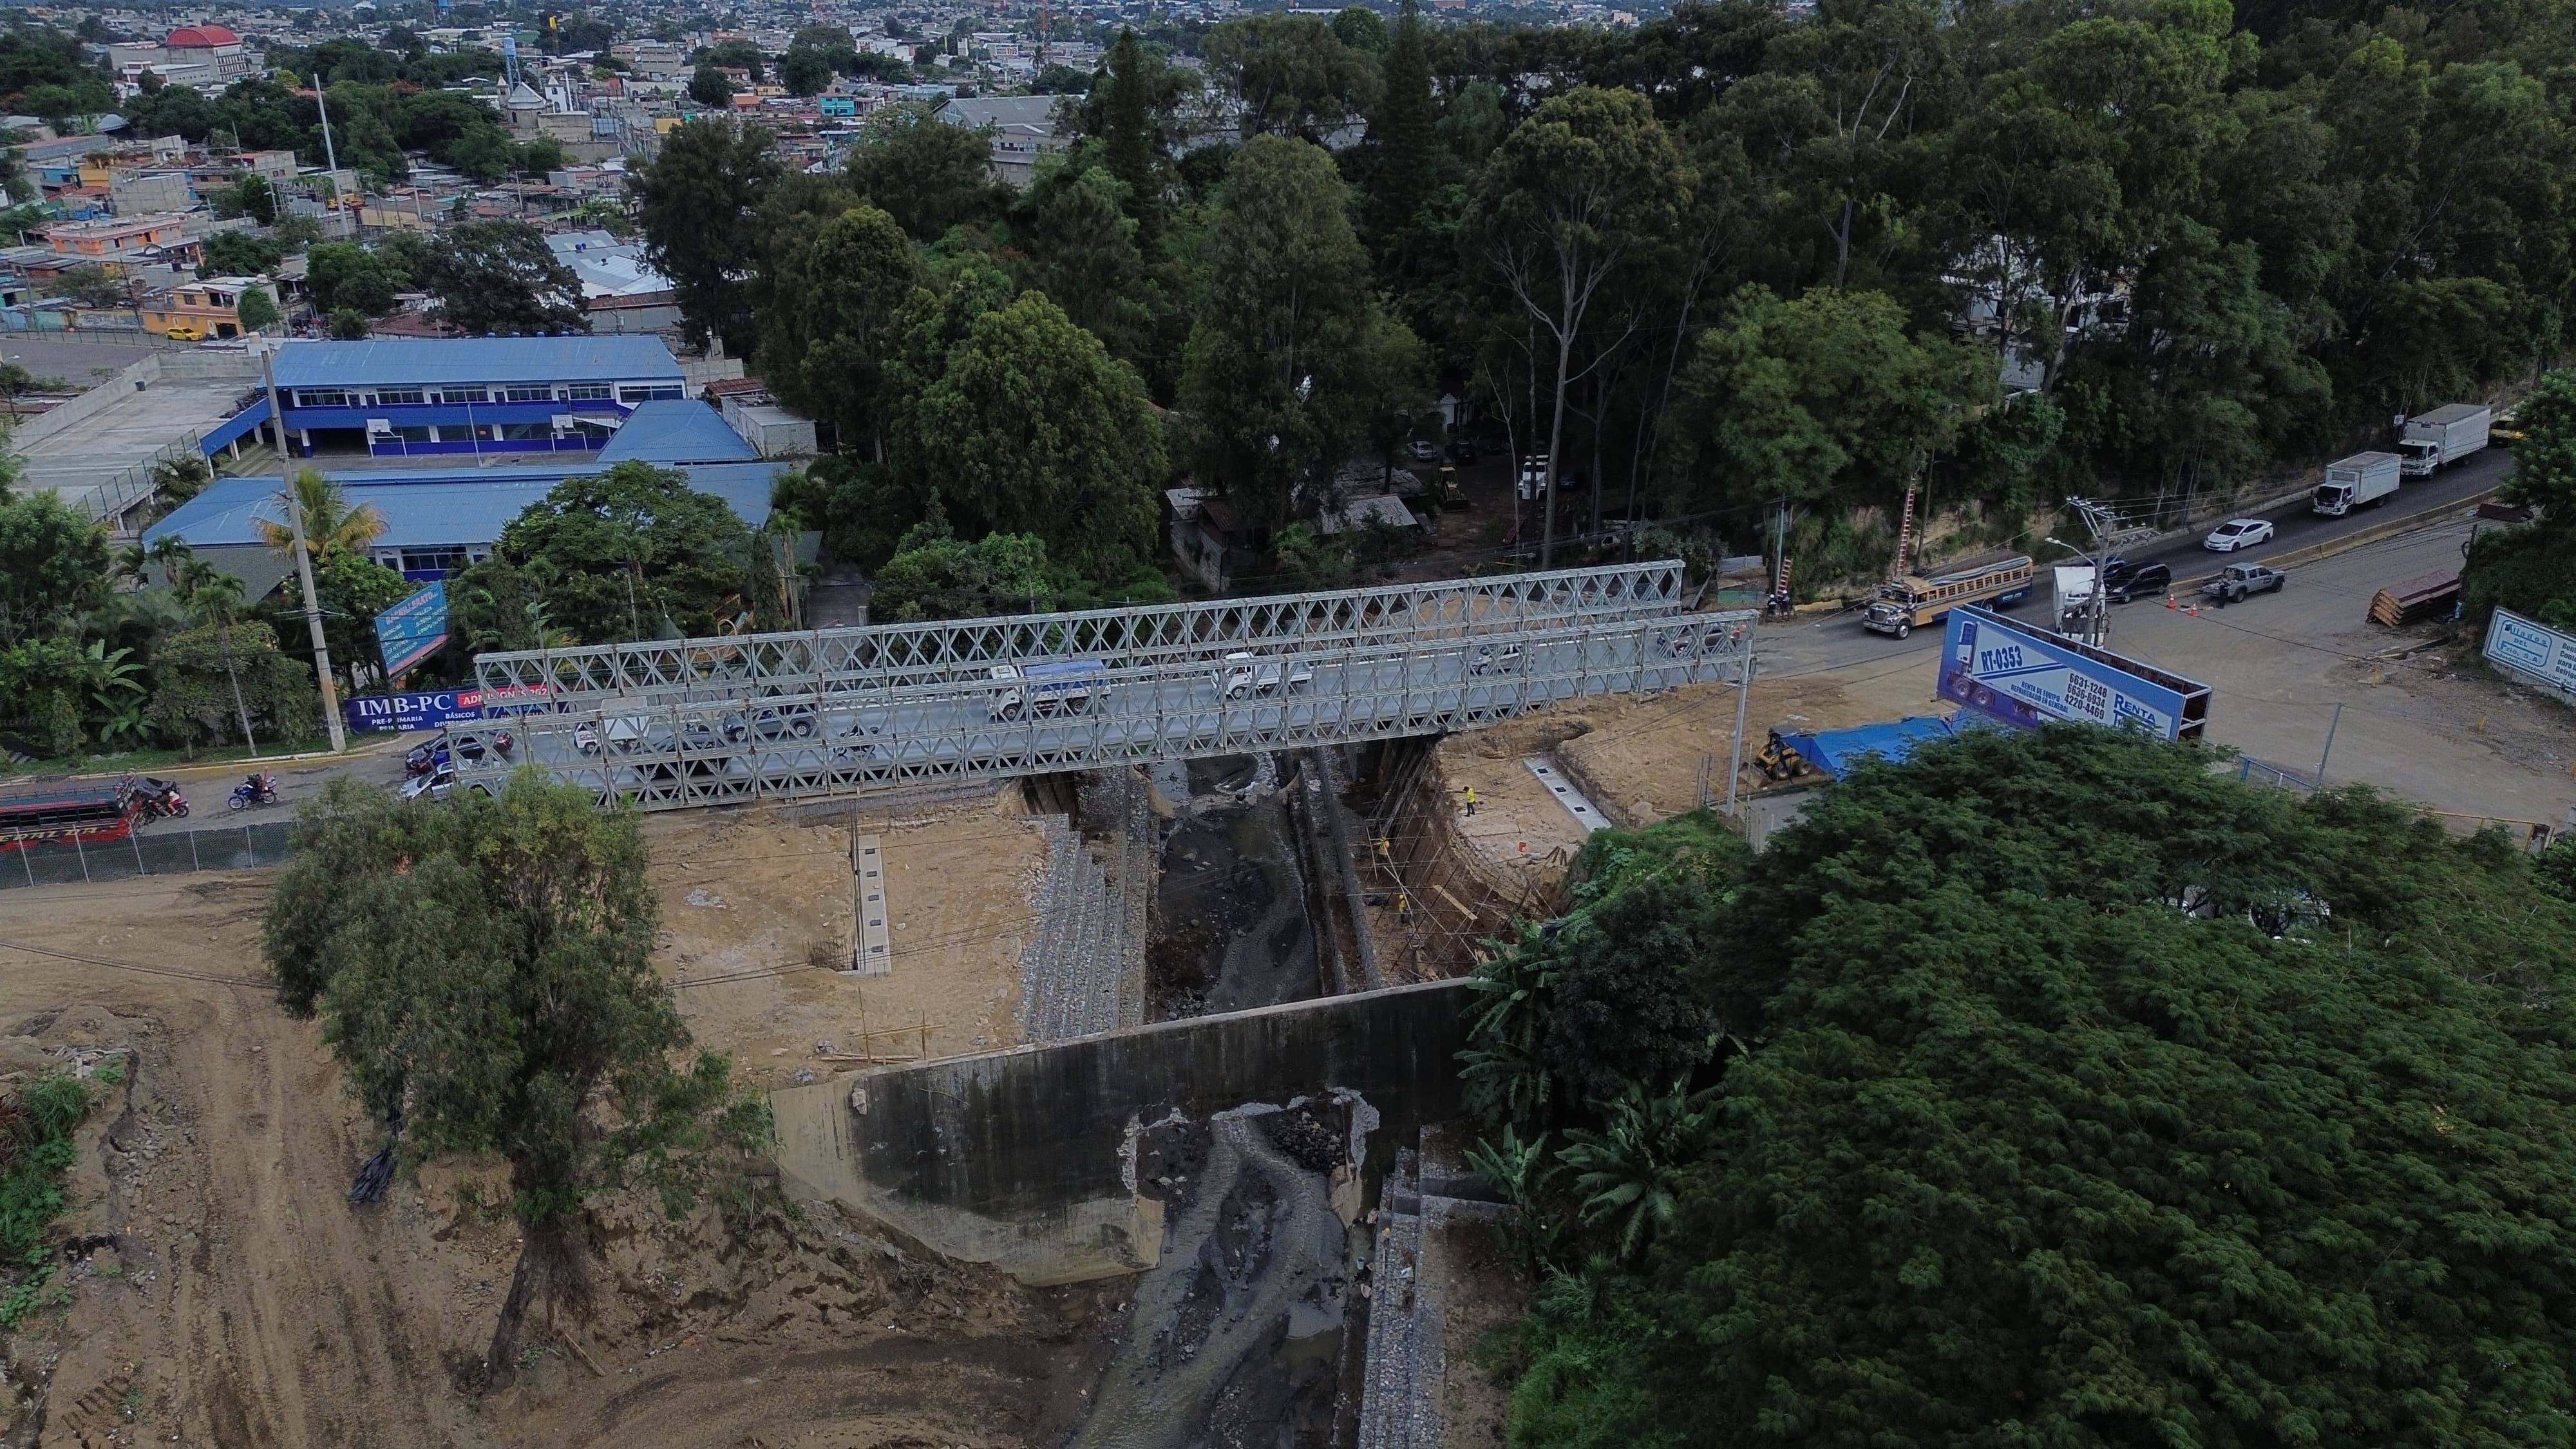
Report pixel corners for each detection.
[1939,605,2210,743]
[374,582,449,680]
[345,688,488,733]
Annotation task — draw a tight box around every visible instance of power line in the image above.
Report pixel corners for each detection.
[0,938,269,990]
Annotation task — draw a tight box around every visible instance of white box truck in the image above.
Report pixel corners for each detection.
[2398,404,2490,477]
[988,659,1107,720]
[2312,451,2401,517]
[2052,564,2099,634]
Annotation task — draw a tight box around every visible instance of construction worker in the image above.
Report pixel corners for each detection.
[1374,835,1392,867]
[1396,891,1412,921]
[1462,785,1478,817]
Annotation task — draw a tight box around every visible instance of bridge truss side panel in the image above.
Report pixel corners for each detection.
[472,562,1696,706]
[460,607,1756,811]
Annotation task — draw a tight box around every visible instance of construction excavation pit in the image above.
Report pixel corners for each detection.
[1149,755,1325,1021]
[0,732,1537,1446]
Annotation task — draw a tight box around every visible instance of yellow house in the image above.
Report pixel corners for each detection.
[141,276,275,339]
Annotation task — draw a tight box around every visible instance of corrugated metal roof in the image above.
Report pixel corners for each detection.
[269,336,685,390]
[144,460,775,553]
[598,400,760,464]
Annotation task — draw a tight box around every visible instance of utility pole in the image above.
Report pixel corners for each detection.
[313,73,343,236]
[1772,498,1787,597]
[1723,654,1756,818]
[2065,496,2158,651]
[263,348,346,753]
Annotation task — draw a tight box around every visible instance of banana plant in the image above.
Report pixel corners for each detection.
[79,639,144,715]
[1457,918,1560,1128]
[93,701,149,748]
[1465,1124,1566,1272]
[1555,1077,1721,1263]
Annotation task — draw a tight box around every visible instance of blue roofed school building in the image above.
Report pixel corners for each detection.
[143,393,791,601]
[268,335,691,459]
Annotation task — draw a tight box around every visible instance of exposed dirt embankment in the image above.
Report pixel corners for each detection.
[0,875,1121,1448]
[647,796,1048,1085]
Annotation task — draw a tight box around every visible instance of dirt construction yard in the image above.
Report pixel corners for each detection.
[645,790,1049,1087]
[0,860,1113,1446]
[1432,663,1942,872]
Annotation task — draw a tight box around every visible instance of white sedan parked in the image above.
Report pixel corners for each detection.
[2202,517,2276,552]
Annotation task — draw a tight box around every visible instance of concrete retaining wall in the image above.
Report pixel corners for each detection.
[10,354,158,450]
[768,978,1473,1284]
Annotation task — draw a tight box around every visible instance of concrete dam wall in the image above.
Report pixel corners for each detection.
[769,979,1473,1283]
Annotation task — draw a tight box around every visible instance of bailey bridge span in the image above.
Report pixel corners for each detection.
[460,561,1752,810]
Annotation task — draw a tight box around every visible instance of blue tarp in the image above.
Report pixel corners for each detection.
[1781,715,1965,779]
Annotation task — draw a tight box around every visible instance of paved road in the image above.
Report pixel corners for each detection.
[1763,445,2515,679]
[123,735,412,833]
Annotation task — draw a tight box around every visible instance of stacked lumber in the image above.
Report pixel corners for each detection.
[2368,569,2460,627]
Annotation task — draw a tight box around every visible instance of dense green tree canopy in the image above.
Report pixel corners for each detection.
[264,775,766,1378]
[897,290,1170,601]
[305,241,410,319]
[631,120,784,355]
[1180,135,1430,526]
[425,222,589,336]
[1676,285,1996,511]
[844,103,1010,241]
[757,201,919,461]
[0,491,109,648]
[869,516,1056,622]
[1497,727,2576,1446]
[474,462,757,644]
[611,0,2576,598]
[1009,162,1160,367]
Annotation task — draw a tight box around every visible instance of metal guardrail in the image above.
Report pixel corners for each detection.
[2235,757,2318,791]
[0,820,294,889]
[80,427,205,533]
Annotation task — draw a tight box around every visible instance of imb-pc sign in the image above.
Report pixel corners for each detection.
[1940,605,2210,742]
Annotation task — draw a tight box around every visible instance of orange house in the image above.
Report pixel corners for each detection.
[38,214,190,258]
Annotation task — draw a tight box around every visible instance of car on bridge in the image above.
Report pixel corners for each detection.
[1217,652,1313,699]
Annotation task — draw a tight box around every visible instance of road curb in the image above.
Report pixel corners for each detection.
[44,735,406,786]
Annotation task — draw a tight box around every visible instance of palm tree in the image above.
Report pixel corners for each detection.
[254,467,385,560]
[148,453,213,507]
[146,535,198,594]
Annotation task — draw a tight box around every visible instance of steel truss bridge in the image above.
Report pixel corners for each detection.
[462,562,1754,811]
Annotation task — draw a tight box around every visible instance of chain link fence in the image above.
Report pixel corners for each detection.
[0,820,295,890]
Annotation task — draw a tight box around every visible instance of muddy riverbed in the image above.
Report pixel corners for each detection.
[1148,756,1321,1020]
